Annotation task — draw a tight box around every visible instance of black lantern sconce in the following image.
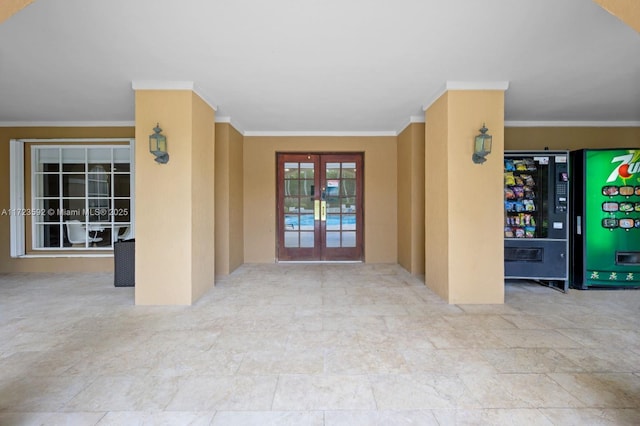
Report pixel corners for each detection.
[149,123,169,164]
[472,123,492,164]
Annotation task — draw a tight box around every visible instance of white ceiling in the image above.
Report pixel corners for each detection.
[1,0,639,134]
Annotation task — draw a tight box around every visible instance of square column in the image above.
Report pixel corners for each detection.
[214,123,244,276]
[133,83,215,305]
[425,83,507,304]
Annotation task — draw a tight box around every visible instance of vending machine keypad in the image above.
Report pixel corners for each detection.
[555,166,569,213]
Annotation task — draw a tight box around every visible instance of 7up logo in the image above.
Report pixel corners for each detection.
[607,150,640,183]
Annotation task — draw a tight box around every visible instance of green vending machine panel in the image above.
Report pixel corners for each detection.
[571,149,640,288]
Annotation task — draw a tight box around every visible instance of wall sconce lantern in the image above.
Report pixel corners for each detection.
[149,123,169,164]
[472,123,492,164]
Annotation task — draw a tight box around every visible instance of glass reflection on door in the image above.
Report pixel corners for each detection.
[283,161,315,248]
[324,162,357,248]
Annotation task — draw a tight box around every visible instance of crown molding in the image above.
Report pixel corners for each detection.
[0,117,248,135]
[215,116,245,135]
[445,81,510,91]
[0,121,134,127]
[396,115,426,135]
[421,85,448,113]
[131,80,218,111]
[422,81,510,111]
[505,120,640,127]
[131,80,194,91]
[243,130,397,137]
[193,87,218,112]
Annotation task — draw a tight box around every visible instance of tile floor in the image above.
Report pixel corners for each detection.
[1,263,640,425]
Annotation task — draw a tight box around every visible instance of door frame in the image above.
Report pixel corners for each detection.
[276,152,364,262]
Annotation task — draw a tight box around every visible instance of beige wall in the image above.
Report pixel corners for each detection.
[505,127,640,151]
[397,127,411,271]
[397,123,425,275]
[228,125,244,272]
[447,91,504,304]
[0,126,134,273]
[215,123,244,276]
[411,125,426,275]
[134,90,215,305]
[135,90,192,304]
[425,95,450,300]
[190,94,216,301]
[215,124,230,274]
[243,136,397,263]
[426,90,505,304]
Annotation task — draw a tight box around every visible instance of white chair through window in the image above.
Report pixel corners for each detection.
[65,220,103,246]
[117,226,134,241]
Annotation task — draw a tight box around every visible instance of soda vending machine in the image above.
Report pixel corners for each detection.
[570,149,640,289]
[504,151,570,291]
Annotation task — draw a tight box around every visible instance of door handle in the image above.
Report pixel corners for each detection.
[314,200,320,220]
[321,201,326,221]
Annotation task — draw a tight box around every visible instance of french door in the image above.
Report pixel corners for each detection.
[277,153,363,261]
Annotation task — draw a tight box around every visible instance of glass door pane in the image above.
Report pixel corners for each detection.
[277,155,320,260]
[504,157,549,239]
[320,154,363,261]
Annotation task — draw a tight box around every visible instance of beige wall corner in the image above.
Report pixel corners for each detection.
[397,123,425,275]
[425,94,450,301]
[190,93,216,302]
[593,0,640,32]
[425,89,505,304]
[215,123,244,276]
[228,126,244,272]
[134,89,215,305]
[215,124,231,275]
[0,0,35,24]
[410,123,426,276]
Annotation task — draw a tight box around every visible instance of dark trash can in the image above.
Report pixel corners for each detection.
[114,239,135,287]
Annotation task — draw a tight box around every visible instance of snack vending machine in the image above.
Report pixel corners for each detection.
[504,151,570,291]
[570,149,640,289]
